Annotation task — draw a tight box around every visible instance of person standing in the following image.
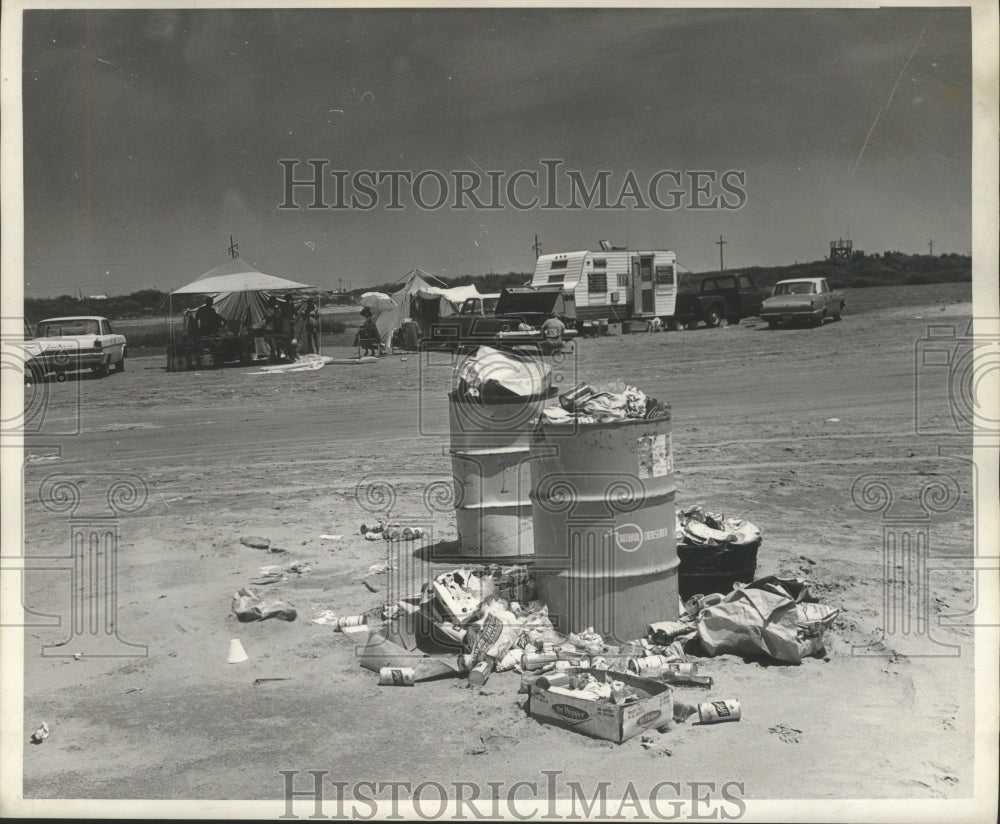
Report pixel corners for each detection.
[301,298,320,354]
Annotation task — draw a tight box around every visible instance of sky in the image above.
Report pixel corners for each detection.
[17,5,973,297]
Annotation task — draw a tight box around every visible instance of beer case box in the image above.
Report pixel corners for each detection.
[528,668,673,744]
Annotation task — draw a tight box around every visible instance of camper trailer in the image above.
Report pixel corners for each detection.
[529,248,678,327]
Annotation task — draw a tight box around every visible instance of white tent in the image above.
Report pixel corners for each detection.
[169,258,315,360]
[374,268,481,350]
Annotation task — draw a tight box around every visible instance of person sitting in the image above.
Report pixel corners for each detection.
[356,307,382,357]
[540,312,566,354]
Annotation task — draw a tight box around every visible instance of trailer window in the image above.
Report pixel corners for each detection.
[655,265,674,284]
[617,273,629,287]
[547,273,565,285]
[549,259,568,270]
[587,272,607,293]
[592,258,607,268]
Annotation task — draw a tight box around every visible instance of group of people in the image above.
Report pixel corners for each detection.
[186,294,321,361]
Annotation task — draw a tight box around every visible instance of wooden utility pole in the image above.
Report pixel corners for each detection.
[928,238,934,256]
[716,234,727,271]
[228,235,239,259]
[532,234,542,260]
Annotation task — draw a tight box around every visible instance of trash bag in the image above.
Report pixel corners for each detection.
[697,584,834,664]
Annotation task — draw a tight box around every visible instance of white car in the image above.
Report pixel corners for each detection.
[30,316,127,378]
[759,277,845,328]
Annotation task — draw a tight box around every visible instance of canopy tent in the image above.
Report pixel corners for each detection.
[172,258,311,295]
[168,258,316,361]
[374,268,480,350]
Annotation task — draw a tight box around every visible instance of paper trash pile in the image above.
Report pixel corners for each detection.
[676,505,761,548]
[356,564,699,685]
[542,379,669,425]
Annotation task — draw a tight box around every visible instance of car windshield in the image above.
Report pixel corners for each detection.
[676,275,702,295]
[773,282,816,296]
[36,319,100,336]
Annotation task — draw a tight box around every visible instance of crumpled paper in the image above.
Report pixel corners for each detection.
[677,505,761,547]
[455,346,551,400]
[231,587,297,622]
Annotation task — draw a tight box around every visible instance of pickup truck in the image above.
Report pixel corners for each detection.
[29,316,127,378]
[760,277,845,328]
[428,286,575,351]
[668,272,768,329]
[457,293,501,316]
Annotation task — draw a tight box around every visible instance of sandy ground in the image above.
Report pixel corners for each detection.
[16,285,981,805]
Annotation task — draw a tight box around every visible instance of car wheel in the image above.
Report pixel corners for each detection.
[767,320,778,330]
[93,357,110,378]
[833,302,844,321]
[704,307,722,328]
[114,353,126,373]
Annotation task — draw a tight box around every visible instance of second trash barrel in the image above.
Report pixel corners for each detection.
[449,388,554,560]
[529,413,678,642]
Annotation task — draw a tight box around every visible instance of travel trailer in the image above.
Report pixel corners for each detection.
[529,247,678,326]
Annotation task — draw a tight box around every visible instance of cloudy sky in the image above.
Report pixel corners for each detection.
[19,6,972,296]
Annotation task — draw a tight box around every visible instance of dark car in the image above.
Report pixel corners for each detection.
[426,286,575,351]
[668,273,768,329]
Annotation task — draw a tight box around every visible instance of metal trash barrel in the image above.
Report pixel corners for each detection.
[529,414,677,642]
[448,388,554,560]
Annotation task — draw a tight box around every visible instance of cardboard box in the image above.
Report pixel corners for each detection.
[528,668,673,743]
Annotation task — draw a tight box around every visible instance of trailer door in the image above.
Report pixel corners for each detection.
[633,255,655,315]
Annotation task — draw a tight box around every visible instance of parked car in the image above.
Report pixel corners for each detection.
[668,272,768,329]
[760,278,845,328]
[427,286,575,351]
[30,316,127,377]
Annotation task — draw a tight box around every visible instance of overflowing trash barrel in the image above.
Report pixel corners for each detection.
[448,388,554,560]
[529,411,678,642]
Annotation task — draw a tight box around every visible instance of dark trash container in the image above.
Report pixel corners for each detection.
[676,541,760,600]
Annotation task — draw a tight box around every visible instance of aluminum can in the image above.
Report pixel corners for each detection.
[521,652,558,671]
[467,660,493,686]
[698,699,741,724]
[336,615,367,631]
[378,667,415,687]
